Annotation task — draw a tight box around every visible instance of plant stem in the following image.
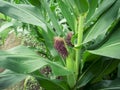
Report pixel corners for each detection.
[23,76,31,90]
[75,14,85,77]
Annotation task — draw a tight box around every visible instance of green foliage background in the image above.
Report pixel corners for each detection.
[0,0,120,90]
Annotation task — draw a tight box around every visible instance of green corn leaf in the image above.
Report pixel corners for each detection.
[0,70,27,89]
[0,70,69,90]
[86,0,98,21]
[92,78,120,90]
[84,0,120,43]
[28,0,41,7]
[64,0,79,16]
[92,60,119,83]
[0,46,47,73]
[63,0,89,16]
[35,75,69,90]
[74,0,89,14]
[0,22,13,33]
[87,27,120,59]
[58,0,75,31]
[0,46,71,76]
[77,58,120,88]
[0,0,46,30]
[77,60,102,88]
[85,0,116,28]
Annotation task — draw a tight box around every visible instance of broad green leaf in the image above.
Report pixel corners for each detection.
[47,60,71,76]
[0,52,47,73]
[63,0,88,16]
[92,60,119,83]
[92,78,120,90]
[87,27,120,59]
[82,51,100,63]
[84,0,120,43]
[85,0,116,28]
[7,45,40,56]
[86,0,98,21]
[0,1,46,30]
[77,59,120,88]
[0,46,71,76]
[58,0,75,31]
[28,0,41,7]
[0,70,27,89]
[74,0,89,14]
[35,75,69,90]
[63,0,79,16]
[77,60,102,88]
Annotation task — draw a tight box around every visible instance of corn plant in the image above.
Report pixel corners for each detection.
[0,0,120,90]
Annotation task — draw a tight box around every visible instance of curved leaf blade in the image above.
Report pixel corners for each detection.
[0,1,46,29]
[0,70,27,89]
[28,0,41,7]
[92,60,119,83]
[0,46,71,76]
[35,75,69,90]
[88,27,120,59]
[84,0,120,43]
[77,60,102,88]
[58,0,75,31]
[86,0,98,21]
[77,59,120,89]
[85,0,116,28]
[75,0,89,14]
[92,78,120,90]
